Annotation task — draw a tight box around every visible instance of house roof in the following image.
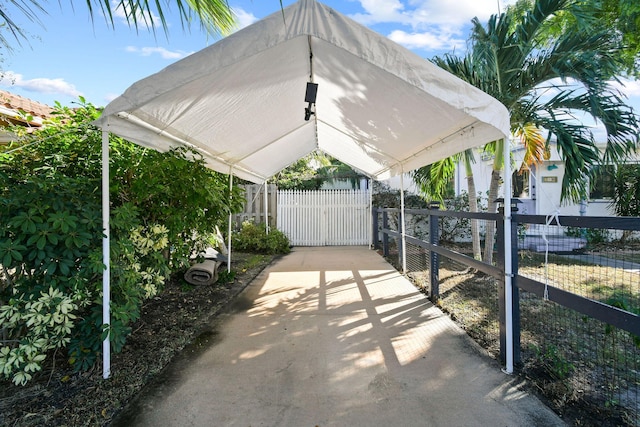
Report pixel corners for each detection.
[0,90,54,127]
[95,0,509,183]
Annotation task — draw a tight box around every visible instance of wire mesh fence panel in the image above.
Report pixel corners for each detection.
[376,205,640,425]
[519,291,639,426]
[517,221,640,425]
[403,211,430,292]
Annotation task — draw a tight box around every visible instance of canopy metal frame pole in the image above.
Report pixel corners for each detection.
[101,129,111,379]
[228,172,234,273]
[368,178,373,249]
[264,180,269,234]
[503,138,514,374]
[400,171,407,274]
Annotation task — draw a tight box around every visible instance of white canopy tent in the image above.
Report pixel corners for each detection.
[95,0,511,379]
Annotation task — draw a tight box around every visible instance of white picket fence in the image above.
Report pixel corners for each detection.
[277,189,370,246]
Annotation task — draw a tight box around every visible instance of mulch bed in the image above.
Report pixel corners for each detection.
[0,252,277,427]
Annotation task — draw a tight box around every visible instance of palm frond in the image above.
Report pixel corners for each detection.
[412,156,459,202]
[0,0,46,48]
[514,123,545,168]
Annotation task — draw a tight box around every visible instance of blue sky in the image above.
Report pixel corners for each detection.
[0,0,638,119]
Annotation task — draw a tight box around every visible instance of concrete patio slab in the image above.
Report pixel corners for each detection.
[112,246,564,427]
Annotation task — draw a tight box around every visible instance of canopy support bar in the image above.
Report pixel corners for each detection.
[264,180,269,234]
[375,121,481,178]
[101,129,111,380]
[368,178,373,249]
[400,169,407,275]
[228,171,234,273]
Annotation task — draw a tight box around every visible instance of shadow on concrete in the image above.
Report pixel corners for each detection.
[112,246,564,427]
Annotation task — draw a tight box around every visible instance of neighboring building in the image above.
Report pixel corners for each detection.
[0,90,54,143]
[454,141,640,217]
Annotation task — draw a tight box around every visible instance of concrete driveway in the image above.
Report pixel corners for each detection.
[113,246,564,427]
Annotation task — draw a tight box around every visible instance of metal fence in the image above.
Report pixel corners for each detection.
[373,206,640,426]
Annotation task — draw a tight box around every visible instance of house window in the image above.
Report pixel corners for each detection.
[590,166,615,200]
[512,170,530,198]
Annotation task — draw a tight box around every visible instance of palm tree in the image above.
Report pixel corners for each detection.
[418,0,638,263]
[0,0,242,49]
[412,150,483,260]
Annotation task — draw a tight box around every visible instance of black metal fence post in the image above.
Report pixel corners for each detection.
[372,207,379,250]
[398,209,403,268]
[429,202,440,301]
[496,205,506,364]
[510,204,521,364]
[382,210,389,257]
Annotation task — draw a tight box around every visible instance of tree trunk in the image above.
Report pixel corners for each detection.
[465,158,481,260]
[483,168,503,264]
[483,140,505,265]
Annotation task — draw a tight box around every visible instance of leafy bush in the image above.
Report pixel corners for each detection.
[565,226,611,245]
[0,100,243,383]
[233,221,290,254]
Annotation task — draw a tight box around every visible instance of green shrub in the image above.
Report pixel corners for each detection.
[565,226,611,245]
[0,100,244,383]
[233,222,290,254]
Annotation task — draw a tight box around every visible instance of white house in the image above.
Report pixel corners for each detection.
[454,141,637,217]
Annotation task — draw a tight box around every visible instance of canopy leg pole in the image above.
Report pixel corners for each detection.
[228,172,233,274]
[503,138,514,375]
[368,178,373,249]
[264,181,269,234]
[101,130,111,379]
[400,171,407,275]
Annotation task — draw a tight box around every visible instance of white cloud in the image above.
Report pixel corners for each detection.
[352,0,514,28]
[351,0,517,52]
[0,71,82,97]
[611,77,640,97]
[350,0,410,26]
[232,7,258,30]
[388,29,465,51]
[125,46,192,59]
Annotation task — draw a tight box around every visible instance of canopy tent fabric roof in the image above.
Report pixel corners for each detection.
[94,0,514,379]
[95,0,509,183]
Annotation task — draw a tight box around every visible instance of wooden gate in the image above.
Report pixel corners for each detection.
[277,189,370,246]
[234,184,278,229]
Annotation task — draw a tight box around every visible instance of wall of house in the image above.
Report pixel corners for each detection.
[455,142,625,217]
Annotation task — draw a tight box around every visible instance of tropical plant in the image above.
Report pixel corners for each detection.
[418,0,639,263]
[232,221,290,255]
[510,0,640,76]
[0,100,243,383]
[412,150,483,259]
[315,158,367,190]
[273,153,366,190]
[0,0,239,50]
[272,157,321,190]
[610,164,640,217]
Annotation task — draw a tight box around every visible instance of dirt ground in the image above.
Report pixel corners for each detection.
[0,252,277,427]
[410,256,636,427]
